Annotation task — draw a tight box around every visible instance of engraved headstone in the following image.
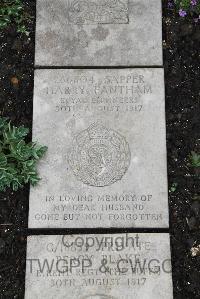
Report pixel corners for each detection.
[25,234,173,299]
[35,0,162,66]
[29,68,168,228]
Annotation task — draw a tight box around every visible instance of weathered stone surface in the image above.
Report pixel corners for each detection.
[25,233,173,299]
[29,68,168,228]
[35,0,163,66]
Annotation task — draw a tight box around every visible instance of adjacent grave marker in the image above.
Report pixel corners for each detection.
[29,68,168,228]
[25,233,173,299]
[35,0,162,66]
[67,0,129,25]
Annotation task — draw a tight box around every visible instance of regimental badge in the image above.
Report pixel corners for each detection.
[68,123,131,187]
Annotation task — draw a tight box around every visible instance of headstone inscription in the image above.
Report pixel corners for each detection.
[25,234,173,299]
[28,68,168,229]
[35,0,162,66]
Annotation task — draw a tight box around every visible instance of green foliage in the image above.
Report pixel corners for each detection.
[169,182,178,193]
[0,117,47,192]
[174,0,200,15]
[0,0,29,34]
[189,151,200,167]
[175,0,192,10]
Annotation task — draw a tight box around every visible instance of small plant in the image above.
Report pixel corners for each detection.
[169,182,178,193]
[189,151,200,167]
[0,0,28,34]
[168,0,200,21]
[0,117,47,192]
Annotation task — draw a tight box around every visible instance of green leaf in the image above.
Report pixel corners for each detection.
[0,153,7,167]
[0,183,6,192]
[169,182,178,193]
[15,126,29,139]
[9,140,32,161]
[0,117,47,192]
[12,179,21,191]
[0,117,8,130]
[4,123,16,141]
[4,124,29,142]
[0,170,6,180]
[29,174,40,186]
[189,151,200,168]
[0,0,28,35]
[32,145,48,160]
[22,160,36,169]
[17,24,29,35]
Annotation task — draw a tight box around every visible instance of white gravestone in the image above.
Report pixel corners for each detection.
[25,234,173,299]
[29,68,168,228]
[35,0,163,66]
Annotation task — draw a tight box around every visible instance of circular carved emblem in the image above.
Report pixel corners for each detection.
[68,123,131,187]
